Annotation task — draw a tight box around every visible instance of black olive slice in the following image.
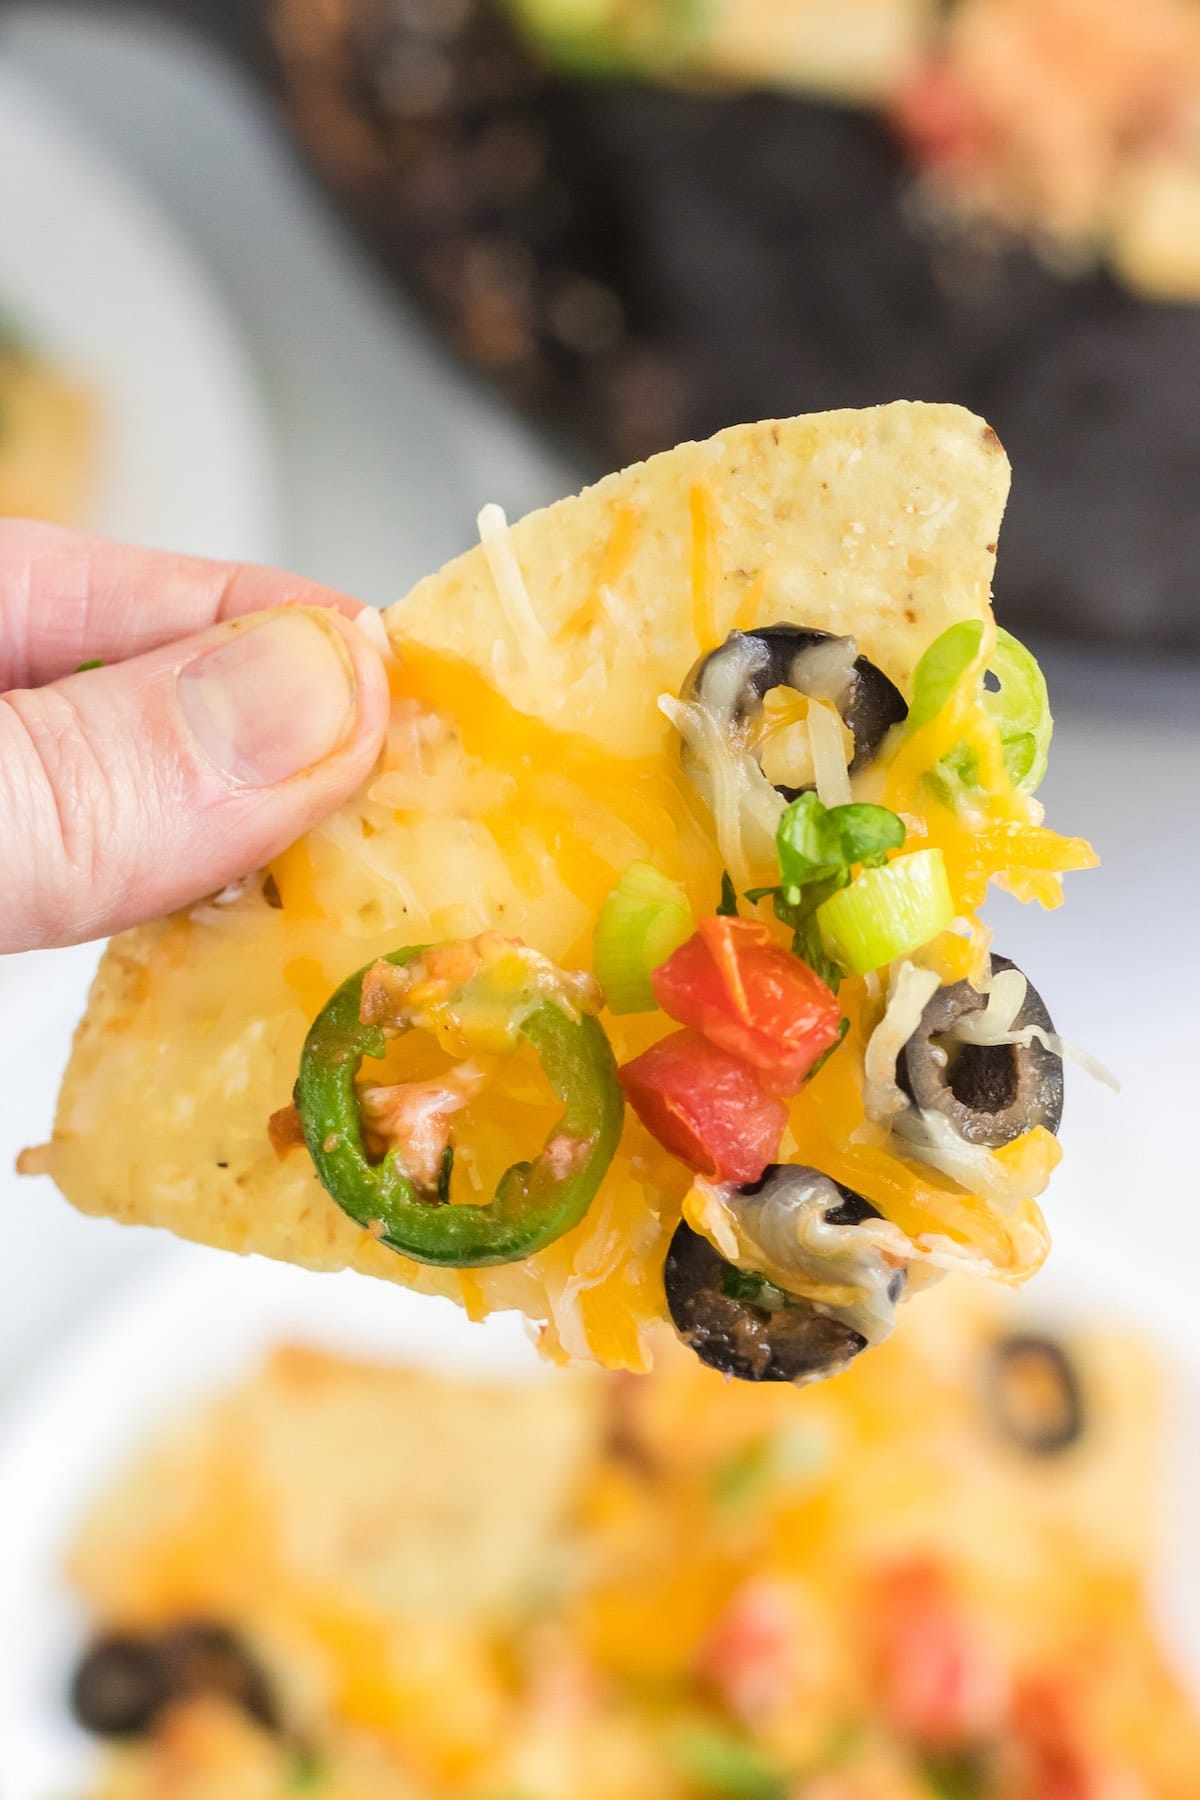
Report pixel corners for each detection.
[987,1332,1084,1455]
[71,1634,168,1737]
[687,624,907,794]
[664,1198,876,1384]
[155,1623,279,1730]
[70,1620,278,1740]
[897,954,1063,1148]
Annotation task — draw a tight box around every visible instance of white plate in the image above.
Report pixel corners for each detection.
[0,60,281,1404]
[0,61,277,560]
[0,1235,1196,1800]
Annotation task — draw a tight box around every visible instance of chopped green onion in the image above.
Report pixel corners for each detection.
[593,861,693,1014]
[711,1435,774,1507]
[671,1723,788,1800]
[920,1750,987,1800]
[908,622,1052,794]
[816,849,953,975]
[746,794,907,989]
[287,1748,326,1791]
[75,658,104,673]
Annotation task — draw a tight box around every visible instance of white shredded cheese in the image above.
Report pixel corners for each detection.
[597,583,638,634]
[972,1023,1119,1092]
[476,503,547,650]
[863,961,941,1124]
[952,968,1027,1041]
[352,603,392,659]
[892,1109,1041,1212]
[950,971,1119,1092]
[658,691,783,884]
[807,700,853,808]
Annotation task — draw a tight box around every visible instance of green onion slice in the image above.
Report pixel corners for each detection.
[908,621,1052,794]
[816,849,954,975]
[670,1722,788,1800]
[592,861,694,1014]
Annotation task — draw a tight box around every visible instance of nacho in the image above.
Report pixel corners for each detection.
[72,1291,1200,1799]
[35,403,1096,1377]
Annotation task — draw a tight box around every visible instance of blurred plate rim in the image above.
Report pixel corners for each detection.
[0,58,279,561]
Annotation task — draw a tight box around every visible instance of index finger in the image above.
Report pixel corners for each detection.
[0,519,367,690]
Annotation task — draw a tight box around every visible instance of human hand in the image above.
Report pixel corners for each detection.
[0,521,389,954]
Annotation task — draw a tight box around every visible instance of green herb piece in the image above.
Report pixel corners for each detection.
[805,1015,849,1080]
[287,1747,326,1790]
[436,1144,454,1204]
[711,1436,773,1508]
[717,870,740,917]
[908,621,1052,796]
[593,861,694,1014]
[75,659,104,672]
[745,793,906,989]
[920,1748,987,1800]
[721,1264,783,1307]
[776,793,905,893]
[671,1722,788,1800]
[711,1419,833,1509]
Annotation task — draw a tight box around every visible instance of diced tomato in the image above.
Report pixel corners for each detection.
[697,1581,802,1724]
[651,917,842,1095]
[871,1561,1006,1747]
[1010,1677,1112,1800]
[619,1029,787,1184]
[889,55,988,172]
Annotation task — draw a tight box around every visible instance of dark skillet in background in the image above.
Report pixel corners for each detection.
[121,0,1200,649]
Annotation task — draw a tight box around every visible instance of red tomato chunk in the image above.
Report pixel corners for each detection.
[652,917,843,1095]
[619,1029,787,1185]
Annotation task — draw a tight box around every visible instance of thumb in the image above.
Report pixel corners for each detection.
[1,605,389,951]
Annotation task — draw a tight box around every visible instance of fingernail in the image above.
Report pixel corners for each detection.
[178,611,357,786]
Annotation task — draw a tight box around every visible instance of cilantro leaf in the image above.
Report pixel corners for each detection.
[721,1265,786,1309]
[717,870,740,917]
[776,792,904,891]
[75,658,104,673]
[749,794,905,990]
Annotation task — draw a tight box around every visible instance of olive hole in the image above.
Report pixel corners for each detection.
[940,1039,1020,1115]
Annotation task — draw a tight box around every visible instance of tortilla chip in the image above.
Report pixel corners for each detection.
[72,1345,599,1628]
[39,404,1009,1367]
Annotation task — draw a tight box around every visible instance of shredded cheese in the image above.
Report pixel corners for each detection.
[658,691,783,885]
[352,603,392,659]
[807,699,853,808]
[863,961,941,1124]
[689,481,717,653]
[477,503,547,651]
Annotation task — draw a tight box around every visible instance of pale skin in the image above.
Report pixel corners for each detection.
[0,520,390,954]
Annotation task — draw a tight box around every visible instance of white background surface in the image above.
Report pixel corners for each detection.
[0,0,1198,1584]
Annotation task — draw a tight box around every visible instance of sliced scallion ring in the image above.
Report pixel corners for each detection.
[908,621,1052,794]
[593,861,694,1014]
[816,848,954,975]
